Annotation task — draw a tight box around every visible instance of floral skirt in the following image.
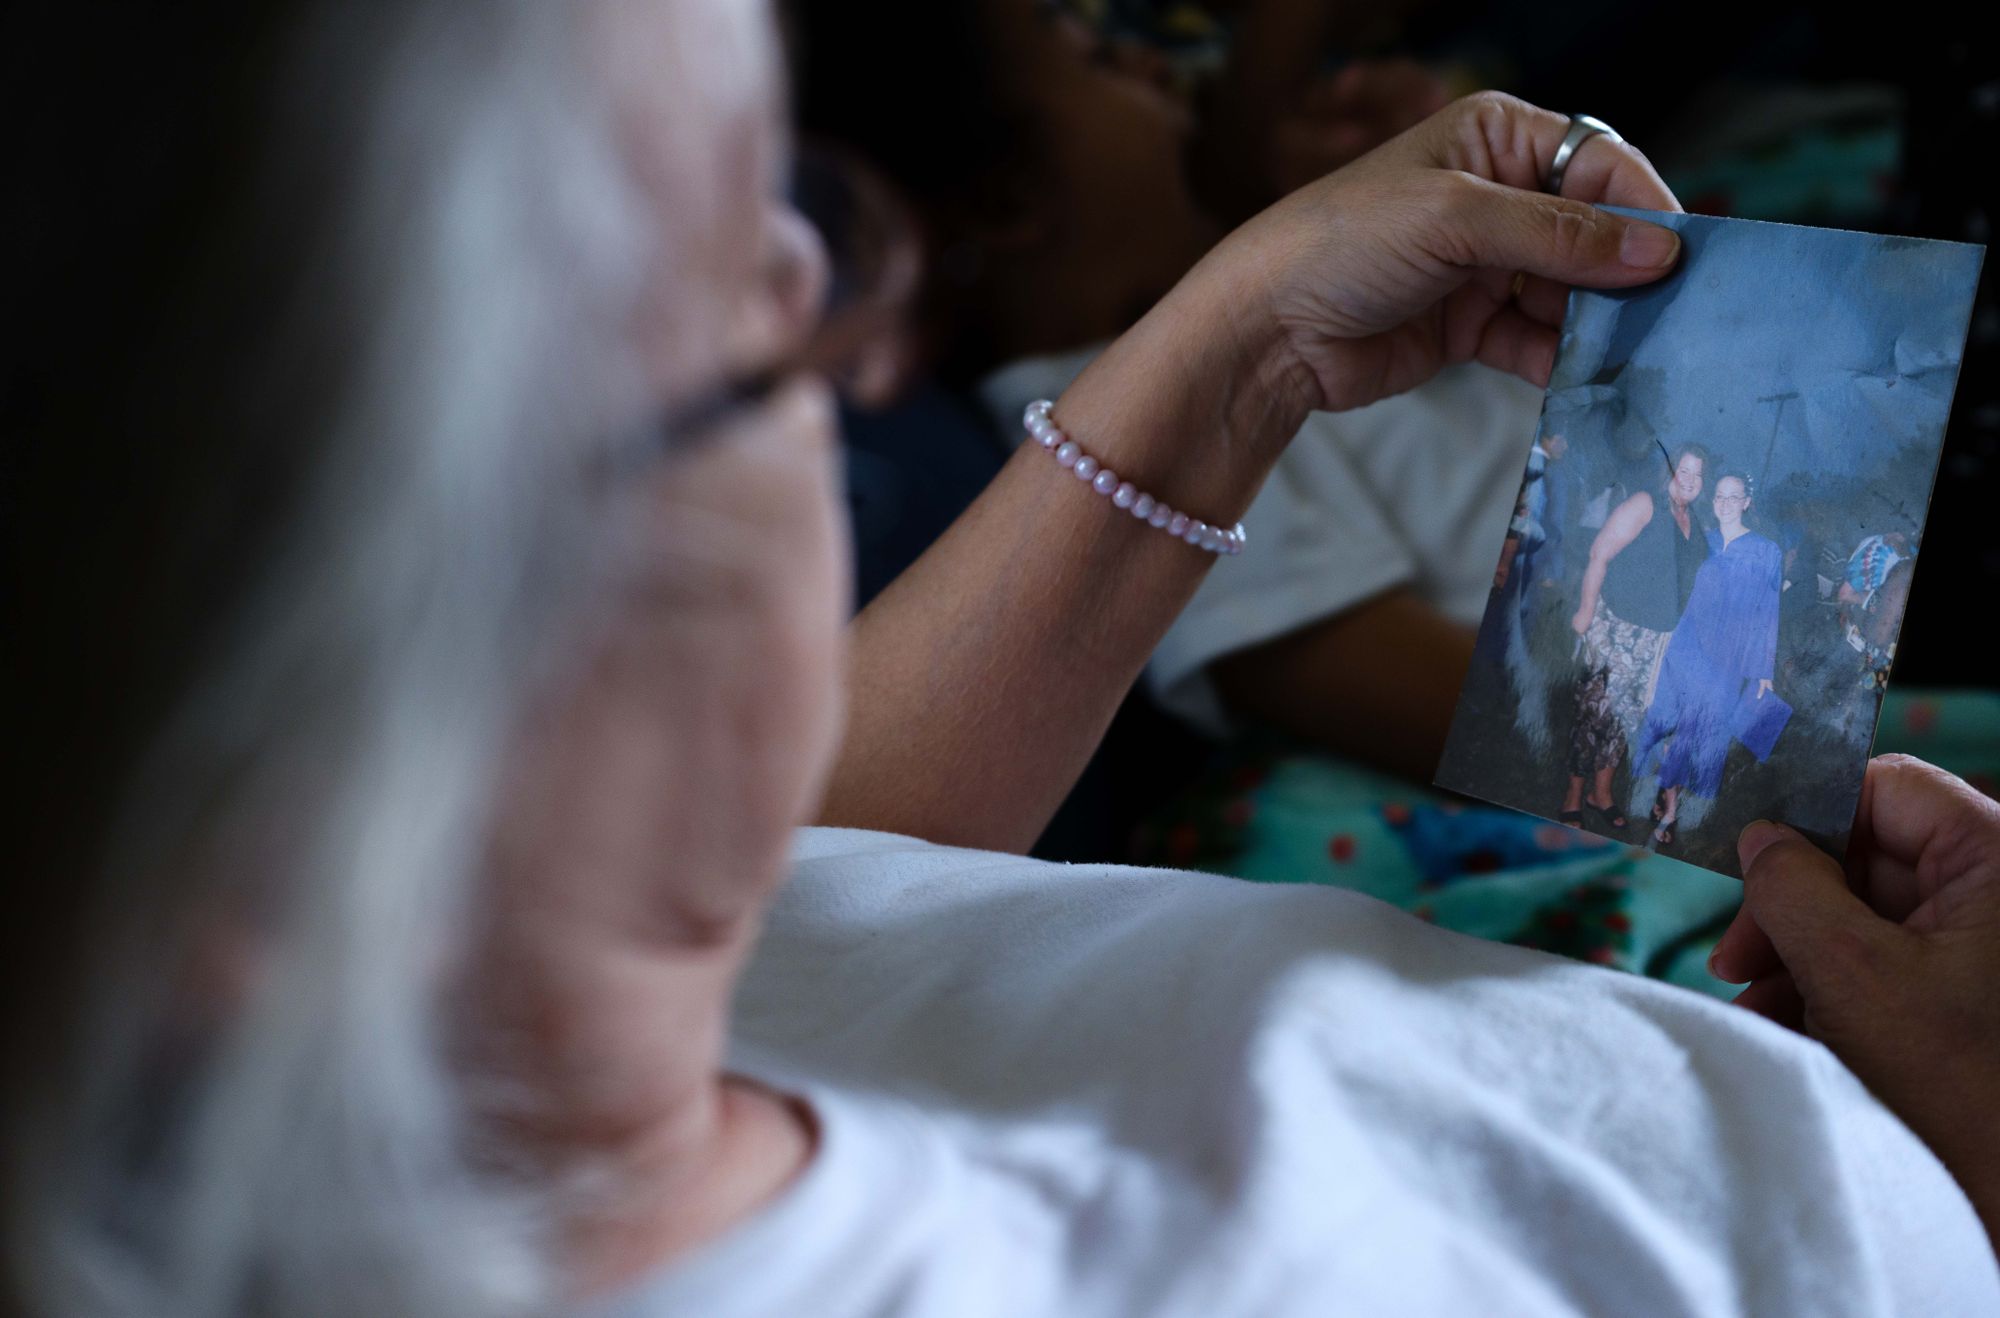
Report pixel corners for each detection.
[1567,598,1670,778]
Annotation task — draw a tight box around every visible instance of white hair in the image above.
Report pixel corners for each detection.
[0,2,753,1313]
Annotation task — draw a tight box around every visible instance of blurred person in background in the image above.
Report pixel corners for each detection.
[792,0,1544,792]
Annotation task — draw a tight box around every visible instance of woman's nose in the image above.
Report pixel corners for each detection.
[764,202,831,355]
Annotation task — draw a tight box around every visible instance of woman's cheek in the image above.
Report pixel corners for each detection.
[796,459,853,812]
[709,434,849,834]
[746,445,850,828]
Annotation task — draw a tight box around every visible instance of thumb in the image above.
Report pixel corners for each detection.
[1737,820,1904,1011]
[1444,176,1681,289]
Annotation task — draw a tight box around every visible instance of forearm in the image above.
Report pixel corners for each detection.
[1576,558,1608,620]
[1869,1054,2000,1266]
[1209,589,1474,782]
[819,276,1314,852]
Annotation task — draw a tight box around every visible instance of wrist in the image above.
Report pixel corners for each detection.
[1051,262,1317,522]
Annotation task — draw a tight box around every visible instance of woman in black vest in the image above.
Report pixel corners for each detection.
[1559,445,1711,830]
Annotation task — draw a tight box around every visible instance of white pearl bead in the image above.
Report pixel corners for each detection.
[1020,399,1249,556]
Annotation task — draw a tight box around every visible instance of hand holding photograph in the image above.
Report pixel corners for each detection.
[1437,209,1984,878]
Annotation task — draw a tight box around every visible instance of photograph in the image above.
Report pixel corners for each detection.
[1437,209,1984,877]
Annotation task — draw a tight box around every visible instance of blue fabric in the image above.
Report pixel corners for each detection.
[1140,691,2000,999]
[1637,528,1784,798]
[1845,534,1908,597]
[1732,688,1793,762]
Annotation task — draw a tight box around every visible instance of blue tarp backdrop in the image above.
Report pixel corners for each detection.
[1545,208,1982,506]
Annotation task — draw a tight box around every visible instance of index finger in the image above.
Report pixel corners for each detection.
[1425,92,1681,215]
[1850,754,2000,919]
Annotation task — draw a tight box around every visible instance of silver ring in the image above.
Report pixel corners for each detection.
[1545,114,1623,195]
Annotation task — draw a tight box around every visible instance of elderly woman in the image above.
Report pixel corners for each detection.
[6,3,1999,1316]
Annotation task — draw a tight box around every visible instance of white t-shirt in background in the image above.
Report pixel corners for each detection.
[595,828,1999,1317]
[980,351,1545,732]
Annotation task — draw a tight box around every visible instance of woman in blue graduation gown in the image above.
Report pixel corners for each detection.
[1638,474,1783,845]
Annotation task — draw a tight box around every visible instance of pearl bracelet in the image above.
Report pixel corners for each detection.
[1022,400,1246,556]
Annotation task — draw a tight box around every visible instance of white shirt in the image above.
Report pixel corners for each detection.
[980,351,1544,732]
[597,828,1999,1317]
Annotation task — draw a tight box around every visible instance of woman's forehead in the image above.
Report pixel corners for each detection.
[608,0,782,192]
[608,0,784,387]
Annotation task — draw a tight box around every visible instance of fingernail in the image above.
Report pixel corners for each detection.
[1737,819,1786,872]
[1620,223,1680,269]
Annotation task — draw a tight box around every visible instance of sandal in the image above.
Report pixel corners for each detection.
[1585,799,1628,830]
[1558,809,1585,828]
[1652,820,1676,848]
